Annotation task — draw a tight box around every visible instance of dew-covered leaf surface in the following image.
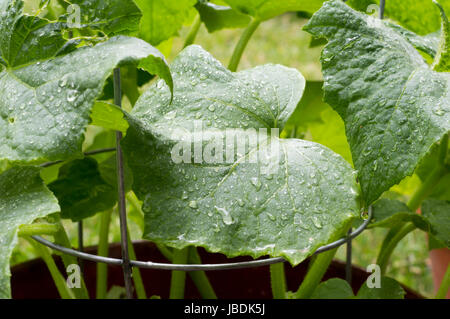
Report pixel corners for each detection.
[0,35,171,164]
[123,45,360,265]
[305,0,450,205]
[60,0,142,36]
[0,167,60,299]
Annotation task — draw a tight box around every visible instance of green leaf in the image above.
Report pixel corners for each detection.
[383,0,450,35]
[122,45,360,265]
[222,0,325,21]
[90,101,129,133]
[48,158,116,221]
[0,166,60,299]
[0,35,171,164]
[432,1,450,71]
[368,198,426,229]
[0,0,69,67]
[356,276,405,299]
[134,0,197,46]
[304,0,450,205]
[421,199,450,247]
[60,0,142,36]
[311,278,355,299]
[195,1,251,33]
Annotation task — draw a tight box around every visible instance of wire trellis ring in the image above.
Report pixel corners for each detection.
[31,207,372,271]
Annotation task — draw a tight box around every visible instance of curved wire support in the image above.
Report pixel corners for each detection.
[31,207,372,271]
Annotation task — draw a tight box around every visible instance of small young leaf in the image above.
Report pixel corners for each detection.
[90,101,129,133]
[0,166,60,299]
[311,278,355,299]
[123,45,361,265]
[356,276,405,299]
[304,0,450,205]
[134,0,197,46]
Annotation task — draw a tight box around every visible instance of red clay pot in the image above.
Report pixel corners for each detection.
[11,241,423,299]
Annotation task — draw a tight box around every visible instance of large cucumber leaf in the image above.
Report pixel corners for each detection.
[134,0,197,46]
[0,166,60,299]
[0,33,171,164]
[122,45,361,265]
[304,0,450,205]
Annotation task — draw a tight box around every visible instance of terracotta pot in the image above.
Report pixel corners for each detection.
[429,248,450,298]
[11,241,423,299]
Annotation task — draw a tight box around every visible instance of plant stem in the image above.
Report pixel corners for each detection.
[169,247,189,299]
[96,209,112,299]
[26,237,74,299]
[436,265,450,299]
[377,222,417,274]
[53,222,90,299]
[183,14,202,48]
[18,223,60,237]
[295,248,337,299]
[187,247,217,299]
[127,230,147,299]
[157,244,174,261]
[228,19,261,72]
[270,262,287,299]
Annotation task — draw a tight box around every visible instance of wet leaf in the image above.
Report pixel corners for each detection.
[122,45,360,265]
[0,35,171,164]
[356,276,405,299]
[311,278,354,299]
[305,1,450,205]
[0,166,60,299]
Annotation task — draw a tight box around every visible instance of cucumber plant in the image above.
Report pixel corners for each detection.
[0,0,448,300]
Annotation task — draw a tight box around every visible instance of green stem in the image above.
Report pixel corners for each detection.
[157,244,174,261]
[26,237,74,299]
[295,248,337,299]
[127,231,147,299]
[187,247,217,299]
[228,19,261,72]
[377,223,417,274]
[183,14,202,48]
[169,247,189,299]
[96,209,112,299]
[436,265,450,299]
[53,222,90,299]
[270,262,287,299]
[18,223,60,237]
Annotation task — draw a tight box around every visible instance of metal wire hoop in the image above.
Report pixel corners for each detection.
[31,207,372,271]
